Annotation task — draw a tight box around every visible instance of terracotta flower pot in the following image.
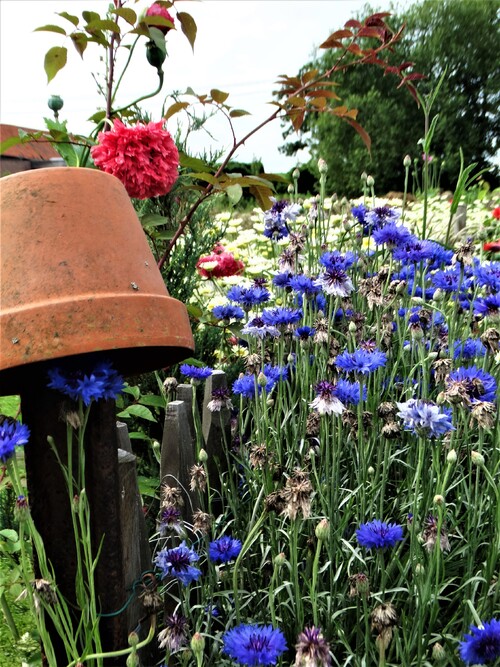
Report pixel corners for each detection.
[0,167,194,393]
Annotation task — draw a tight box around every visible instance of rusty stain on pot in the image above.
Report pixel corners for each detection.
[0,167,194,393]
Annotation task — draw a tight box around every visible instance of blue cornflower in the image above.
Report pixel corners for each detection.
[319,250,356,271]
[426,240,454,269]
[295,326,316,342]
[459,618,500,665]
[262,364,289,392]
[222,623,287,666]
[396,399,454,437]
[180,364,213,384]
[446,366,497,404]
[453,338,487,360]
[372,221,412,247]
[154,541,201,585]
[261,306,302,328]
[474,262,500,292]
[272,271,293,289]
[209,535,242,563]
[473,293,500,317]
[431,266,472,293]
[241,316,280,339]
[233,374,260,399]
[351,204,367,226]
[212,304,245,322]
[392,236,435,263]
[364,205,400,234]
[47,360,125,405]
[335,378,366,406]
[335,347,387,375]
[226,285,271,309]
[356,519,404,550]
[288,274,321,297]
[0,417,30,463]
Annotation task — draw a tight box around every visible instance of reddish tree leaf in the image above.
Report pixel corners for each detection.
[346,118,371,152]
[319,37,343,49]
[345,19,362,29]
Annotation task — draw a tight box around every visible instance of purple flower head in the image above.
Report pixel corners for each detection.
[212,304,245,322]
[154,541,201,585]
[47,360,125,405]
[241,316,280,339]
[459,618,500,665]
[335,347,387,375]
[180,364,213,384]
[263,199,301,241]
[0,417,30,463]
[431,266,471,293]
[364,205,400,234]
[158,613,189,652]
[310,381,344,415]
[372,221,412,248]
[209,535,242,563]
[426,240,454,269]
[315,267,354,297]
[446,366,497,404]
[295,626,332,666]
[226,285,271,310]
[356,520,404,550]
[396,399,454,438]
[222,623,287,666]
[159,505,182,535]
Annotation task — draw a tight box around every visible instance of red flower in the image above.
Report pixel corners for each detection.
[483,240,500,253]
[146,3,175,34]
[196,246,244,278]
[492,206,500,220]
[91,119,179,199]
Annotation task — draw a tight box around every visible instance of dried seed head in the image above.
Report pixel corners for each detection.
[381,421,401,440]
[163,376,178,393]
[192,510,213,534]
[32,579,57,611]
[469,401,497,429]
[282,469,313,521]
[306,411,321,436]
[265,490,287,515]
[480,327,500,354]
[189,464,207,492]
[161,484,184,508]
[432,358,452,384]
[349,572,370,598]
[371,602,398,633]
[378,401,397,419]
[421,514,451,553]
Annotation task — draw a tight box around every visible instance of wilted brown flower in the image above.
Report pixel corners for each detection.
[189,464,207,492]
[453,238,474,266]
[161,484,184,508]
[306,411,321,437]
[349,572,370,598]
[282,469,313,520]
[359,275,384,310]
[249,443,273,470]
[378,402,397,420]
[421,515,451,552]
[432,358,452,384]
[371,602,397,650]
[312,316,329,345]
[245,353,261,373]
[294,626,332,666]
[470,400,497,429]
[381,420,401,439]
[192,510,212,534]
[480,327,500,354]
[32,579,57,612]
[158,613,189,651]
[163,376,178,393]
[265,490,287,515]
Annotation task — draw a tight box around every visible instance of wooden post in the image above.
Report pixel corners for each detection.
[160,398,197,522]
[21,386,142,665]
[202,370,232,511]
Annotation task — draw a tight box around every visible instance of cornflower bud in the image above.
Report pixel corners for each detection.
[471,450,485,466]
[366,175,375,187]
[287,184,294,194]
[446,449,457,464]
[403,154,412,168]
[198,448,208,463]
[190,632,205,658]
[315,518,330,542]
[433,494,445,506]
[318,158,328,174]
[292,168,300,180]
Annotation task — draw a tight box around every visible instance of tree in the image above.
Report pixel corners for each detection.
[281,0,500,196]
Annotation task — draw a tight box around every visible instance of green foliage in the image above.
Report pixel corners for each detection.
[283,0,500,195]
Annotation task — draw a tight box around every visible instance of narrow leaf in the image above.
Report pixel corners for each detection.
[140,213,170,228]
[164,101,190,120]
[44,46,68,83]
[34,25,67,36]
[320,37,343,49]
[229,109,250,118]
[178,152,210,171]
[178,11,197,51]
[301,68,319,83]
[346,118,371,152]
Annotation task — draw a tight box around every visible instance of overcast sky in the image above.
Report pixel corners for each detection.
[0,0,413,171]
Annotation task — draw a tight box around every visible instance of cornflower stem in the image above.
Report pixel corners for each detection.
[232,504,266,622]
[310,536,323,626]
[378,640,386,667]
[402,163,410,223]
[289,518,304,630]
[0,592,19,641]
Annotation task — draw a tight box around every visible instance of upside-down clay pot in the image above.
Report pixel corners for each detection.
[0,167,194,393]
